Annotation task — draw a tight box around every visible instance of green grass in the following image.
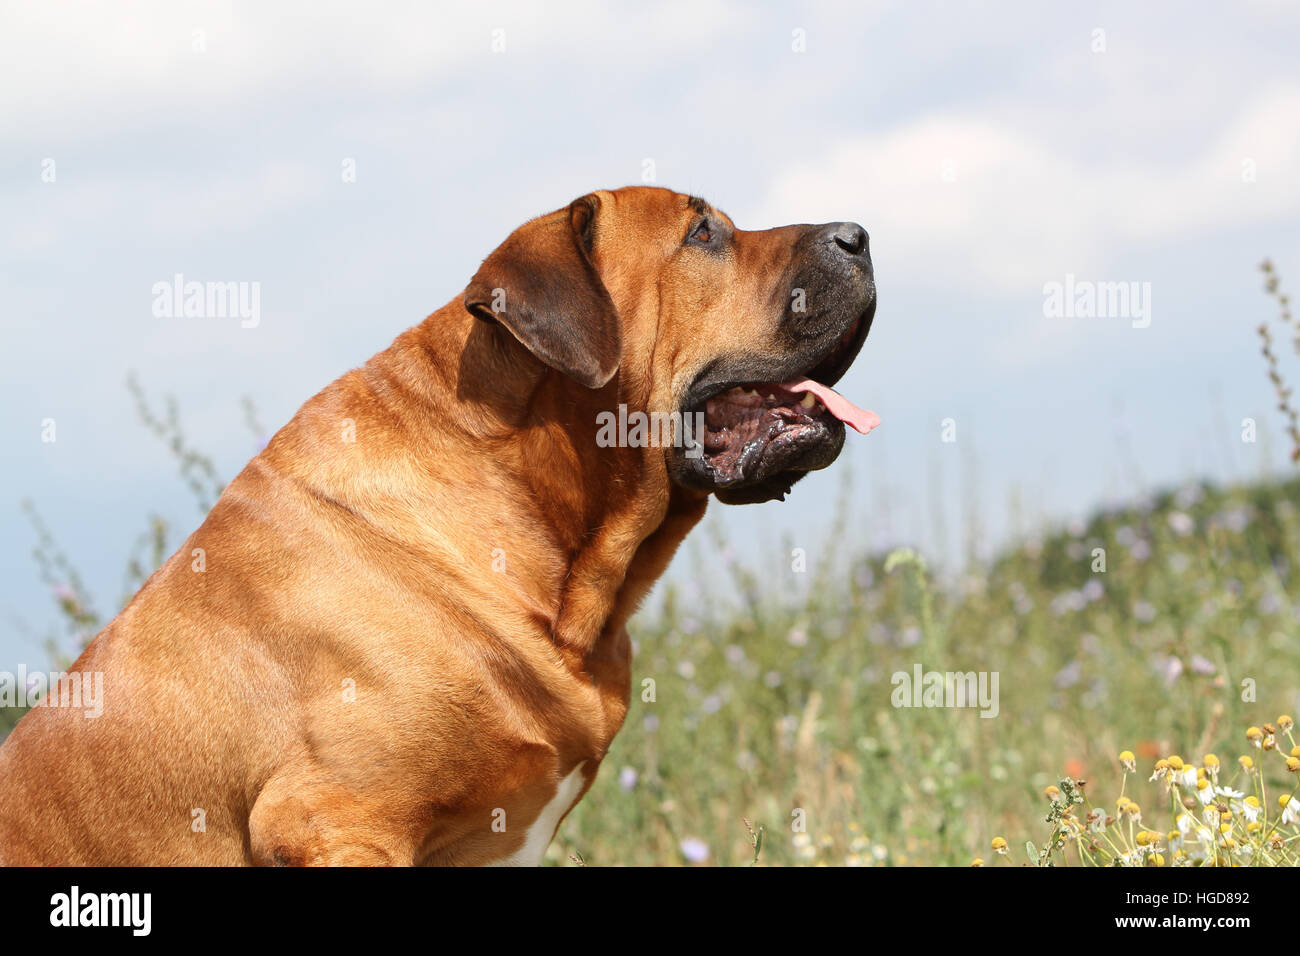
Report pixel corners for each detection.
[552,475,1300,865]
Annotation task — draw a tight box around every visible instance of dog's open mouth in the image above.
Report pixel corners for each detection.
[700,378,879,488]
[672,301,879,504]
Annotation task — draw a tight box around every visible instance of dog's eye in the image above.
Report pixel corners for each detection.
[688,221,713,245]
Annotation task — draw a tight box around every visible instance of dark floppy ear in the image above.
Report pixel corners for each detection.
[464,194,622,389]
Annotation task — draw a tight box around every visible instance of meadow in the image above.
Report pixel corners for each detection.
[555,470,1300,865]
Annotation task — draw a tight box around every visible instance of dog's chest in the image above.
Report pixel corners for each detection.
[483,762,588,866]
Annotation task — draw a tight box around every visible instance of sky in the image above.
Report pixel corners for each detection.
[3,0,1300,671]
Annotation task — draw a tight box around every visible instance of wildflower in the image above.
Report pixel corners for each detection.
[1135,830,1161,855]
[971,857,985,867]
[1202,753,1220,779]
[1282,715,1296,734]
[1288,757,1300,773]
[791,832,816,861]
[1044,785,1060,801]
[1119,750,1136,773]
[1149,759,1170,784]
[1247,727,1264,748]
[1215,786,1244,800]
[1195,778,1215,806]
[1242,796,1262,824]
[618,766,638,791]
[1185,827,1214,861]
[1239,755,1254,771]
[991,836,1008,855]
[1280,794,1300,826]
[679,837,710,863]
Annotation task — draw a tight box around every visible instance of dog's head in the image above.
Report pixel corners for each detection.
[464,186,877,504]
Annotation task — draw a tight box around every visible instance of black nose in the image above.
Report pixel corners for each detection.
[830,222,869,258]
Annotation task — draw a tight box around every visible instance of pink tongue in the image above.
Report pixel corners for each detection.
[782,378,881,435]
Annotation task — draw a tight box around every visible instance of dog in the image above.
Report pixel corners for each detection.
[0,186,877,865]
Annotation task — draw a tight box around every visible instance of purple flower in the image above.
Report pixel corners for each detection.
[618,767,638,791]
[1054,660,1082,689]
[679,838,710,863]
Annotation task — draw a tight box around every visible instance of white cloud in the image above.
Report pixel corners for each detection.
[0,0,751,144]
[756,86,1300,295]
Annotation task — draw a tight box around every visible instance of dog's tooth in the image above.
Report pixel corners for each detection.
[799,392,816,409]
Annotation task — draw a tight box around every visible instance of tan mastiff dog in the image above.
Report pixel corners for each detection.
[0,186,877,865]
